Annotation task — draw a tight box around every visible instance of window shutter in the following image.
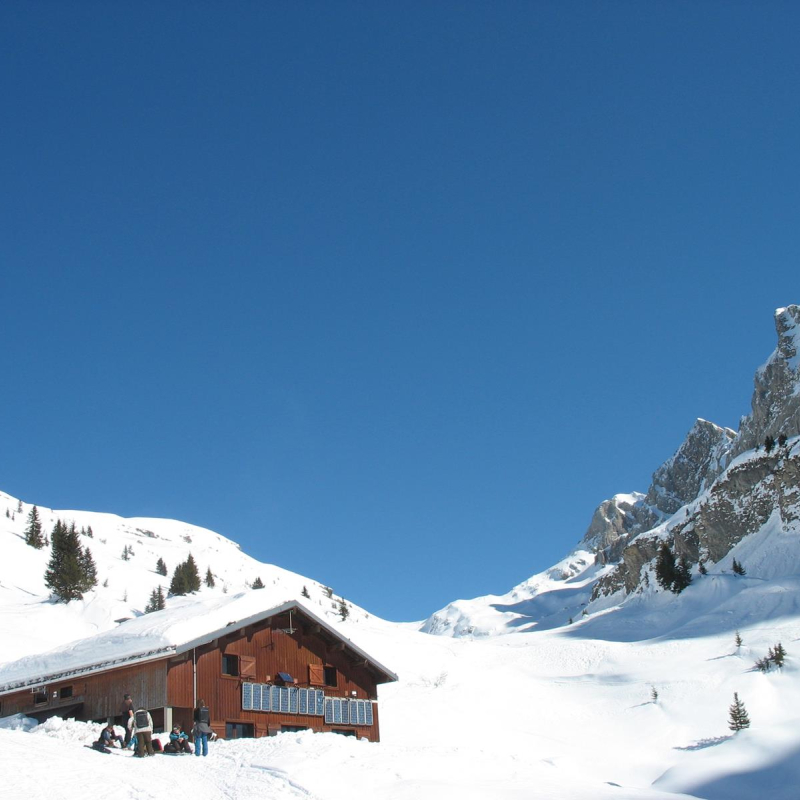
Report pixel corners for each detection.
[308,664,325,686]
[239,655,257,679]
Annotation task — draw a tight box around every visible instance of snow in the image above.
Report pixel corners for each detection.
[4,488,800,798]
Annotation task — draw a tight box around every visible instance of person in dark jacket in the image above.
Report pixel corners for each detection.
[192,700,212,757]
[120,694,134,747]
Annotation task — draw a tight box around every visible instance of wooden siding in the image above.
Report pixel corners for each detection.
[166,612,384,740]
[1,660,167,723]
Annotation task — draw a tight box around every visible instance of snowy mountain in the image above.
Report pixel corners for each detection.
[423,305,800,639]
[0,495,368,664]
[3,306,800,799]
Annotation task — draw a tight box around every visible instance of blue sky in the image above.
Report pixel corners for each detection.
[2,3,799,621]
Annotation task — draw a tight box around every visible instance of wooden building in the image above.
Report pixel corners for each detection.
[0,599,397,742]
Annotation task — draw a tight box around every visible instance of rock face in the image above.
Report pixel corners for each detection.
[731,305,800,459]
[590,304,800,600]
[644,419,736,516]
[421,305,800,638]
[581,419,735,566]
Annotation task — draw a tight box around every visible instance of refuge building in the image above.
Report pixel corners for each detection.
[0,596,397,741]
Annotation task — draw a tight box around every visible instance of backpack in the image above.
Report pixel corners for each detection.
[134,709,149,728]
[198,707,210,724]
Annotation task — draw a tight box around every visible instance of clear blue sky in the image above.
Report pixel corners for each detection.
[2,3,798,621]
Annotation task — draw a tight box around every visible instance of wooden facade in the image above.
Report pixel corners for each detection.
[0,601,396,742]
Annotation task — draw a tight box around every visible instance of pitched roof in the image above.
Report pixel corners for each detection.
[0,593,397,694]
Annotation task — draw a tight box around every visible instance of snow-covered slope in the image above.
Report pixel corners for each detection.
[0,492,367,664]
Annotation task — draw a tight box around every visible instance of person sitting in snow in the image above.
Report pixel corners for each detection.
[164,724,192,754]
[93,723,124,752]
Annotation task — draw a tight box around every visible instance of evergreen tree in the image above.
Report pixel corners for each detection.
[145,586,166,613]
[778,433,788,447]
[205,567,215,588]
[732,558,746,576]
[121,545,131,561]
[673,556,693,593]
[24,506,44,549]
[338,599,350,620]
[86,525,94,538]
[168,553,202,595]
[728,693,751,731]
[772,643,786,668]
[735,631,743,649]
[650,686,659,703]
[44,519,91,602]
[156,557,168,576]
[252,576,265,589]
[698,562,708,575]
[79,547,98,594]
[655,542,677,591]
[301,585,310,599]
[764,435,775,453]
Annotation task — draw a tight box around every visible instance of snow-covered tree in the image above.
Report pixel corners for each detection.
[24,505,44,549]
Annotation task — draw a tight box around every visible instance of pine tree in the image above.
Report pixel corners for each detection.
[728,693,751,731]
[772,643,786,668]
[301,586,310,599]
[156,557,168,576]
[778,433,788,447]
[764,435,775,454]
[252,577,265,589]
[24,506,44,549]
[735,631,743,649]
[168,553,201,595]
[673,556,693,593]
[650,686,659,703]
[205,567,215,588]
[655,542,677,591]
[121,545,130,561]
[145,586,166,613]
[732,559,746,576]
[338,599,350,620]
[45,519,91,602]
[79,547,98,594]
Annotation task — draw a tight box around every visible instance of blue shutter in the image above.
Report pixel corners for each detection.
[324,698,333,724]
[298,688,308,715]
[365,701,374,726]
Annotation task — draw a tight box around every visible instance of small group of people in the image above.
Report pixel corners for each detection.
[106,693,213,758]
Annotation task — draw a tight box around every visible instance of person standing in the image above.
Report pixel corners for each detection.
[129,707,155,757]
[120,693,134,747]
[192,699,212,757]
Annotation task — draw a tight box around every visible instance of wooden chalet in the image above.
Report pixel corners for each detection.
[0,599,397,741]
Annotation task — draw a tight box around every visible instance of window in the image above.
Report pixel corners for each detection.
[281,725,309,734]
[33,690,48,705]
[222,654,239,677]
[324,666,338,687]
[332,728,357,737]
[225,722,254,739]
[59,686,73,699]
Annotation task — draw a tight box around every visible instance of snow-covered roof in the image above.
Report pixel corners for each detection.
[0,592,398,694]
